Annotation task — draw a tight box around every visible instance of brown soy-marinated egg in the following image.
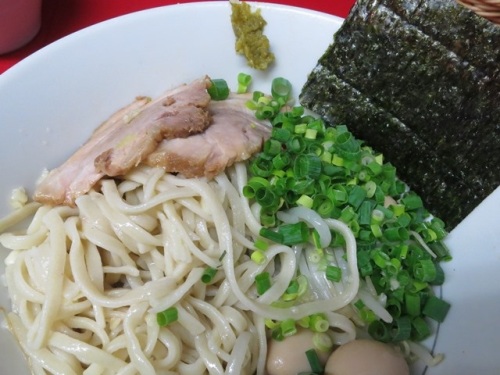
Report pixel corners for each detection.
[266,329,332,375]
[324,339,409,375]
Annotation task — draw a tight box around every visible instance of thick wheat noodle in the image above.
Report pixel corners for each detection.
[0,163,360,374]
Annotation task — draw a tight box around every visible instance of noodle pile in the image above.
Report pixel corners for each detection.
[0,163,360,375]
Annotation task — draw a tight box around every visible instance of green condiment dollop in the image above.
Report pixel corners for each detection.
[230,1,275,70]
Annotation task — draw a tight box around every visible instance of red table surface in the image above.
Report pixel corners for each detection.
[0,0,355,75]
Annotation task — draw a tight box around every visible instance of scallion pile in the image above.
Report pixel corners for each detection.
[243,76,451,345]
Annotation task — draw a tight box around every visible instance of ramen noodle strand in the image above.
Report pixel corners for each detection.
[253,314,268,375]
[142,312,160,356]
[233,162,262,236]
[0,201,41,232]
[61,316,110,346]
[220,305,248,333]
[324,311,357,345]
[48,331,127,370]
[27,209,68,349]
[162,200,219,268]
[215,173,247,259]
[6,252,44,304]
[177,303,206,336]
[0,226,48,250]
[101,178,196,215]
[155,328,182,368]
[123,301,155,375]
[187,296,237,352]
[194,333,225,375]
[225,331,253,375]
[158,210,192,264]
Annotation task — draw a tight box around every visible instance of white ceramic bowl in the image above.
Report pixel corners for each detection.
[0,3,499,374]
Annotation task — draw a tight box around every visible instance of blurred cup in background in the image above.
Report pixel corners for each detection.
[0,0,42,55]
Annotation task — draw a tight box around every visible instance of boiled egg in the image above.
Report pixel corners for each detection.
[324,339,409,375]
[266,328,333,375]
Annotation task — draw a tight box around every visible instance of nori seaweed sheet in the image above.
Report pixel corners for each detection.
[299,0,500,230]
[381,0,500,79]
[318,3,500,182]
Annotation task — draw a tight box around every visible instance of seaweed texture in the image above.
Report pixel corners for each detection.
[300,0,500,229]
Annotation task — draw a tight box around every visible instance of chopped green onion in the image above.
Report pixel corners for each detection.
[272,127,292,142]
[371,224,383,238]
[295,123,307,134]
[347,185,367,210]
[401,194,423,210]
[201,267,217,284]
[251,250,266,264]
[396,213,412,227]
[255,272,272,295]
[271,77,292,101]
[296,275,308,297]
[255,187,279,208]
[305,349,323,374]
[272,326,284,341]
[263,139,282,156]
[359,307,377,323]
[294,154,322,180]
[265,319,279,329]
[254,237,269,251]
[383,226,409,242]
[411,317,431,341]
[156,307,178,327]
[297,194,314,208]
[280,319,297,337]
[371,249,390,268]
[423,296,450,323]
[259,227,283,242]
[207,78,229,100]
[305,128,318,140]
[358,200,374,225]
[242,176,270,198]
[430,262,445,285]
[282,280,300,301]
[405,293,421,316]
[252,90,264,102]
[313,332,333,352]
[325,265,342,282]
[390,316,412,341]
[366,160,383,175]
[368,320,390,342]
[311,229,322,249]
[309,314,329,333]
[286,280,299,295]
[390,203,406,216]
[340,206,356,223]
[413,259,437,282]
[408,280,428,294]
[386,298,402,318]
[277,222,309,245]
[237,72,252,93]
[272,153,291,170]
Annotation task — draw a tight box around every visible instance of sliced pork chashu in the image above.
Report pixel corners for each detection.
[146,93,271,179]
[34,76,212,206]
